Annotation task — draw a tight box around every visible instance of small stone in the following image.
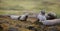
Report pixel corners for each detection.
[47,26,58,31]
[15,24,21,28]
[26,26,37,31]
[8,27,19,31]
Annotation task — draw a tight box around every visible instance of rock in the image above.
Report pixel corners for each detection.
[15,24,21,28]
[42,19,60,26]
[0,22,3,24]
[0,20,5,24]
[46,12,57,20]
[10,15,20,20]
[26,26,37,31]
[47,26,58,31]
[0,20,9,24]
[8,27,19,31]
[18,14,28,21]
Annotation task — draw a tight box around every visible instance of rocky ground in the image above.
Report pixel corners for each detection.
[0,16,60,31]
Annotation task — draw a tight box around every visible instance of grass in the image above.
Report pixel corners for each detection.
[0,0,60,10]
[0,0,60,16]
[0,0,60,13]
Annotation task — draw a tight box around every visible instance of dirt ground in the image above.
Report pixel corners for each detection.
[0,16,60,31]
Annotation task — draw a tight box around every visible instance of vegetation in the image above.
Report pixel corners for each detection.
[0,0,60,18]
[0,16,60,31]
[0,0,60,31]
